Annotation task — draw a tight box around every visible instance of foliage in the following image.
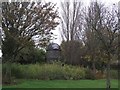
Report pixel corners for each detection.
[61,40,85,65]
[84,68,95,80]
[85,2,119,89]
[110,70,118,79]
[34,48,46,63]
[2,2,59,62]
[16,47,46,64]
[2,63,86,81]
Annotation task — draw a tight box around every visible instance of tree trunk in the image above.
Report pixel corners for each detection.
[92,61,96,76]
[3,62,12,84]
[92,55,96,76]
[106,53,111,90]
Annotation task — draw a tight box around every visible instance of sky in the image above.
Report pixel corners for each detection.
[46,0,120,45]
[0,0,120,57]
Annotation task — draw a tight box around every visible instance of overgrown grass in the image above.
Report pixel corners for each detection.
[3,62,87,80]
[3,62,117,82]
[3,79,118,88]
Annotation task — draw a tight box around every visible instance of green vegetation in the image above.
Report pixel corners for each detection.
[16,48,46,64]
[1,1,119,89]
[3,63,86,80]
[110,70,118,79]
[3,63,118,82]
[3,79,118,88]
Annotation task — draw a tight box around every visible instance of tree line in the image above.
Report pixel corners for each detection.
[60,1,119,89]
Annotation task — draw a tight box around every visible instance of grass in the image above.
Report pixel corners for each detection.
[3,79,118,88]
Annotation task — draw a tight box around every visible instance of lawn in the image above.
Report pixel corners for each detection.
[3,79,118,88]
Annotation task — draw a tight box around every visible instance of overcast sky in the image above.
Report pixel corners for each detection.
[45,0,120,45]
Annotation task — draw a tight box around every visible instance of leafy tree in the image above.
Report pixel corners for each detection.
[16,47,46,64]
[2,2,59,84]
[2,2,59,62]
[61,40,85,65]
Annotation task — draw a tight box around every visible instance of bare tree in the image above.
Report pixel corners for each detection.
[84,20,101,76]
[85,1,119,89]
[60,0,83,41]
[60,0,84,64]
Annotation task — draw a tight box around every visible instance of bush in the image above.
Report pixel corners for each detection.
[84,68,95,80]
[34,49,46,63]
[62,65,85,80]
[3,62,86,80]
[95,71,106,79]
[16,48,46,64]
[110,70,118,79]
[84,68,107,80]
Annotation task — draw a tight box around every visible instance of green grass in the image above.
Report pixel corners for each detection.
[3,79,118,88]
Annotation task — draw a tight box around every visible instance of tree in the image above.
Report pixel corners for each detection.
[60,0,83,41]
[2,2,59,84]
[16,47,46,64]
[61,40,84,65]
[2,2,59,62]
[85,2,119,89]
[83,22,101,75]
[60,0,84,64]
[0,3,2,50]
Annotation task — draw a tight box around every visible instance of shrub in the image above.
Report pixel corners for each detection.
[84,68,95,80]
[110,70,118,79]
[16,48,46,64]
[95,71,106,79]
[62,65,86,80]
[3,62,86,80]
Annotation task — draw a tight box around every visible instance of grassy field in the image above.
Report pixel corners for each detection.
[3,79,118,88]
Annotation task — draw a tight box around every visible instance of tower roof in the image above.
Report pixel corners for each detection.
[46,43,60,51]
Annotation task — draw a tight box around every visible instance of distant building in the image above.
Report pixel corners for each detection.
[46,43,61,62]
